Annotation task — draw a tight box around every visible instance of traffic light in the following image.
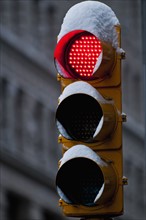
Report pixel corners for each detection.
[54,1,127,219]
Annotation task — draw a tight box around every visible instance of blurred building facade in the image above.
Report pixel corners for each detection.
[0,1,145,220]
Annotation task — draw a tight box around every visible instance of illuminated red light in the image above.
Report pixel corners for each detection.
[54,30,104,79]
[66,33,102,79]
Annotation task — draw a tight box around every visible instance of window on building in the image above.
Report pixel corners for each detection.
[7,192,24,220]
[0,78,8,141]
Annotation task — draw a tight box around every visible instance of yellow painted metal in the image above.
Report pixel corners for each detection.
[56,25,124,218]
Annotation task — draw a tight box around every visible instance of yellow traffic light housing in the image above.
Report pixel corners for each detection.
[54,1,127,219]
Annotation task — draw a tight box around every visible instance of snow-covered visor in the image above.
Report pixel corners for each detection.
[56,145,117,207]
[56,81,117,142]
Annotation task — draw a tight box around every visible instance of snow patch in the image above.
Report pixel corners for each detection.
[94,183,104,203]
[116,47,126,55]
[93,51,103,73]
[58,0,120,48]
[57,121,71,140]
[56,187,71,204]
[59,81,107,104]
[60,145,107,167]
[93,116,103,138]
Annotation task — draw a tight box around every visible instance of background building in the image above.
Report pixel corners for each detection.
[0,1,145,220]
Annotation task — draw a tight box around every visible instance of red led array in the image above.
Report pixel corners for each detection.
[67,33,102,78]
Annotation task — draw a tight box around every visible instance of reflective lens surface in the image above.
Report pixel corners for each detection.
[56,158,104,206]
[66,32,102,79]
